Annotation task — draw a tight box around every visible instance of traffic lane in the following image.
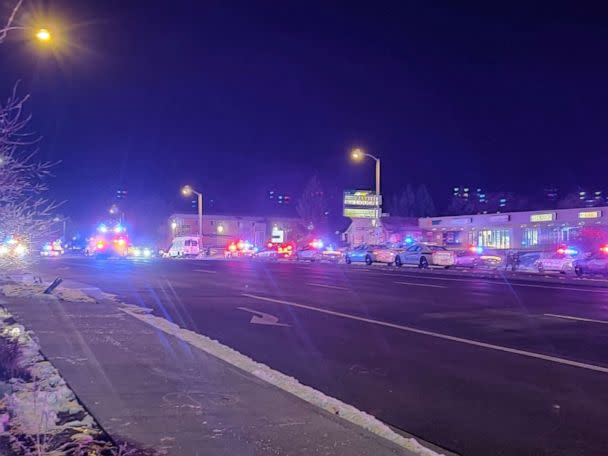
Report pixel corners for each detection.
[37,258,608,367]
[35,257,608,330]
[127,287,608,456]
[225,274,608,369]
[34,260,608,365]
[320,266,608,318]
[35,255,608,297]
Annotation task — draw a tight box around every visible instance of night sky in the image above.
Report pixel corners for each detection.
[2,1,608,237]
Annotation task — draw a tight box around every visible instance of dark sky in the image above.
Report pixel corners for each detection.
[2,0,608,235]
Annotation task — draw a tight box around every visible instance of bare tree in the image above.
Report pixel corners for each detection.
[0,87,60,250]
[296,175,328,232]
[1,2,60,266]
[0,0,23,44]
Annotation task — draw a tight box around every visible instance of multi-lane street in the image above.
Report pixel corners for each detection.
[34,257,608,456]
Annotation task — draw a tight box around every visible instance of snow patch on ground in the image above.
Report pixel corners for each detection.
[0,283,96,303]
[0,305,105,453]
[120,304,444,456]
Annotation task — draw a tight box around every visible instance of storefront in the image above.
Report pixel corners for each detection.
[419,207,608,251]
[166,213,301,249]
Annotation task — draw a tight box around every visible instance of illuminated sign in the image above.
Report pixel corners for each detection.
[530,213,555,222]
[489,215,510,223]
[343,191,382,207]
[579,210,602,219]
[343,208,380,219]
[271,226,284,243]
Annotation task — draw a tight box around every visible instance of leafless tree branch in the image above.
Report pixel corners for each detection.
[0,0,24,44]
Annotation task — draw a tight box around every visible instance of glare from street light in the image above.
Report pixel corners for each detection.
[350,148,364,162]
[35,28,51,42]
[181,185,193,196]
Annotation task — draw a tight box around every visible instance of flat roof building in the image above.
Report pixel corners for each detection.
[419,206,608,251]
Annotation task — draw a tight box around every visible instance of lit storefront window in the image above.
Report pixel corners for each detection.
[478,229,511,249]
[522,228,539,247]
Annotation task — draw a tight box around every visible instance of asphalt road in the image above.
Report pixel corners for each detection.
[33,257,608,456]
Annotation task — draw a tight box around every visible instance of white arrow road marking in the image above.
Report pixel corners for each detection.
[242,293,608,374]
[544,314,608,324]
[237,307,290,327]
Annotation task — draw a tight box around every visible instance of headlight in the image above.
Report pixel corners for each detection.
[0,245,8,256]
[14,244,27,256]
[132,248,141,257]
[143,248,151,258]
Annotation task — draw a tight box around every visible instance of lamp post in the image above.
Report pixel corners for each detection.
[52,216,67,241]
[181,185,203,252]
[350,148,381,230]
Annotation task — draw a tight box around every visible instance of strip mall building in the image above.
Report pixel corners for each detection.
[419,207,608,251]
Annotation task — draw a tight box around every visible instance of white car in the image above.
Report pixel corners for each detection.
[394,243,455,268]
[537,248,579,274]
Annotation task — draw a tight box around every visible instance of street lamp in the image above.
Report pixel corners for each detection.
[35,28,50,42]
[181,185,203,252]
[52,216,67,241]
[350,147,381,222]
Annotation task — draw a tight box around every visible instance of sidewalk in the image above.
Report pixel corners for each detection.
[0,286,431,456]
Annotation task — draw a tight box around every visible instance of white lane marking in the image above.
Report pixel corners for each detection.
[242,293,608,374]
[396,274,608,293]
[194,269,217,274]
[510,283,607,293]
[394,281,446,289]
[544,314,608,325]
[306,282,349,290]
[397,274,495,283]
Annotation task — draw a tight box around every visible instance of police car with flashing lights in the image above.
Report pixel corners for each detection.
[536,246,580,274]
[225,240,256,258]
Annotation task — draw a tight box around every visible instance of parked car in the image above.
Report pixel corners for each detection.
[574,246,608,276]
[345,244,374,265]
[296,240,326,261]
[372,243,405,265]
[319,247,343,262]
[453,247,504,269]
[394,243,454,268]
[255,242,295,260]
[536,247,580,274]
[225,240,256,258]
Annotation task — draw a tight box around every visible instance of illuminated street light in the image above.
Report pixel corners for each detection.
[217,224,224,234]
[35,28,50,42]
[349,147,382,233]
[171,221,177,230]
[350,148,364,162]
[180,185,203,252]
